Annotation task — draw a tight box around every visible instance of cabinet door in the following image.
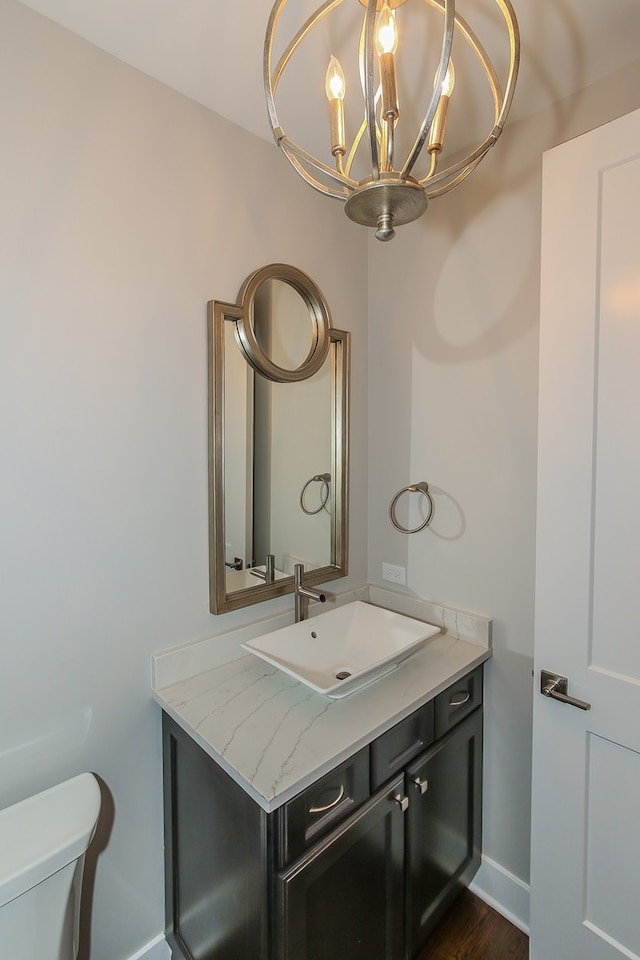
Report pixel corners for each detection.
[163,716,270,960]
[405,707,482,957]
[276,775,405,960]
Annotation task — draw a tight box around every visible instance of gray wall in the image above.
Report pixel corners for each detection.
[0,2,367,957]
[367,57,640,895]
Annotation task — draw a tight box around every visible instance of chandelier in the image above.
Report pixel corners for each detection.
[264,0,520,241]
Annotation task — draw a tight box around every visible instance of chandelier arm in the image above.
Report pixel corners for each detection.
[401,0,455,180]
[357,22,384,175]
[420,130,498,189]
[344,113,367,178]
[344,118,366,178]
[281,149,351,201]
[407,0,520,185]
[264,0,283,135]
[492,0,521,130]
[279,136,358,191]
[270,0,346,93]
[364,0,380,181]
[358,12,368,99]
[425,0,520,131]
[385,118,395,172]
[431,0,501,123]
[425,155,484,198]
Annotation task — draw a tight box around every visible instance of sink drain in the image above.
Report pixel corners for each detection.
[335,671,352,681]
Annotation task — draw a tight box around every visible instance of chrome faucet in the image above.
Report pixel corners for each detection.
[294,563,327,622]
[249,554,275,584]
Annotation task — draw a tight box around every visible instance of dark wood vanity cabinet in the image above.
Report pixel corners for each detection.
[163,666,483,960]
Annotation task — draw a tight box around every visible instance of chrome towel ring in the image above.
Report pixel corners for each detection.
[300,473,331,515]
[389,481,434,534]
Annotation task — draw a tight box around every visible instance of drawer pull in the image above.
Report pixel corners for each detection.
[414,777,429,795]
[309,784,345,814]
[449,691,471,708]
[394,794,409,812]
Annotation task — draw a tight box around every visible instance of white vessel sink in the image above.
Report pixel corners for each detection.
[242,601,441,698]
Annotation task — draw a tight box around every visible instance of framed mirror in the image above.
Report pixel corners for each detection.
[208,264,350,614]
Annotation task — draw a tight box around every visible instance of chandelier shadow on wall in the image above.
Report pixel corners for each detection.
[264,0,520,240]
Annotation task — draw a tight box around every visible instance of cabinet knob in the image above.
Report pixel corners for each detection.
[394,793,409,812]
[413,777,429,795]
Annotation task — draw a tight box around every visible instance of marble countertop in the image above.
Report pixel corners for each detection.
[152,586,491,812]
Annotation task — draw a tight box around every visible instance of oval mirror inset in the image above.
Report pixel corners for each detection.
[235,264,332,382]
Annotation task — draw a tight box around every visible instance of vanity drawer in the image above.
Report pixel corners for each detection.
[434,666,483,738]
[277,747,369,867]
[370,700,435,791]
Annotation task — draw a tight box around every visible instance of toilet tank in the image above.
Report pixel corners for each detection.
[0,773,101,960]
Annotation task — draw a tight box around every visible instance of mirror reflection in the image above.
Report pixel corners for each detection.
[253,279,315,370]
[208,264,349,614]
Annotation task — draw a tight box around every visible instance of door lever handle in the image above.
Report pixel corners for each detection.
[541,670,591,711]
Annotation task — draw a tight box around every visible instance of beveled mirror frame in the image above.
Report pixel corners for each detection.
[208,264,350,614]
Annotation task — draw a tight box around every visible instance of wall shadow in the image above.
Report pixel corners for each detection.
[78,774,114,960]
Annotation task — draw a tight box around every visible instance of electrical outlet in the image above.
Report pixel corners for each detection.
[382,562,406,585]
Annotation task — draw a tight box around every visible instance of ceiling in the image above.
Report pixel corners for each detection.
[15,0,640,152]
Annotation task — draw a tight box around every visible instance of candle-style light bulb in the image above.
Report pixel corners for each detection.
[376,1,398,56]
[429,58,455,154]
[325,55,346,102]
[376,1,399,122]
[442,60,455,97]
[325,56,346,158]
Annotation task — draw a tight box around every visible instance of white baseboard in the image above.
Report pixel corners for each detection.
[470,854,530,935]
[126,934,171,960]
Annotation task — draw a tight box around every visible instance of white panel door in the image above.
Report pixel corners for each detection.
[530,108,640,960]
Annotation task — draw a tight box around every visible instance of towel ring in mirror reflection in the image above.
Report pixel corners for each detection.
[300,473,331,515]
[389,482,434,534]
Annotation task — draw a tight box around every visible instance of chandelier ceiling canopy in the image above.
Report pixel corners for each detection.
[264,0,520,240]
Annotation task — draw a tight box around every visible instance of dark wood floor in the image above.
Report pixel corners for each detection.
[415,890,529,960]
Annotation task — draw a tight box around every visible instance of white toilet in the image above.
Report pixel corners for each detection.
[0,773,101,960]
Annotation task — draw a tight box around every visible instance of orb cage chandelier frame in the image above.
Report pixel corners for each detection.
[264,0,520,241]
